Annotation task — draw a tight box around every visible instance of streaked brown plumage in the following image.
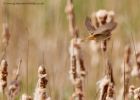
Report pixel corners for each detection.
[84,16,117,42]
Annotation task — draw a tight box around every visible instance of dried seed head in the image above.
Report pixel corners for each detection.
[8,59,21,99]
[131,66,140,77]
[134,88,140,100]
[8,80,20,99]
[106,11,115,23]
[69,55,77,84]
[69,38,85,100]
[77,57,86,79]
[34,88,49,100]
[136,52,140,68]
[106,83,114,100]
[69,38,86,83]
[66,0,85,99]
[38,65,48,88]
[97,75,115,100]
[69,38,82,57]
[2,23,10,46]
[95,9,108,25]
[124,45,131,64]
[72,78,84,100]
[97,76,110,91]
[38,65,46,75]
[131,52,140,78]
[0,59,8,70]
[21,94,32,100]
[128,85,135,98]
[96,10,108,20]
[0,59,8,93]
[105,59,114,84]
[34,65,50,100]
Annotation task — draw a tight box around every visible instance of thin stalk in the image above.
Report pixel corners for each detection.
[26,40,29,95]
[123,59,125,100]
[15,59,22,80]
[130,32,137,62]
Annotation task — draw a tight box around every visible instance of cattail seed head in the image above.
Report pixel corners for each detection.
[134,88,140,100]
[34,65,50,100]
[38,65,48,89]
[95,9,108,25]
[136,53,140,68]
[0,59,8,93]
[106,83,114,100]
[0,59,8,70]
[8,80,20,99]
[38,65,46,76]
[131,52,140,78]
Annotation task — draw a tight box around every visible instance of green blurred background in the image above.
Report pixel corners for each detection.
[0,0,140,99]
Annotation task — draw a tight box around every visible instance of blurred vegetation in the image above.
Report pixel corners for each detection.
[0,0,140,99]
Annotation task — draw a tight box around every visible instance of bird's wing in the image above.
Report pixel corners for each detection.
[85,16,96,34]
[94,22,117,34]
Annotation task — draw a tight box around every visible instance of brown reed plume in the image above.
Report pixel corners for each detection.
[34,65,51,100]
[8,59,22,99]
[69,38,86,100]
[119,45,131,100]
[96,10,108,52]
[97,59,115,100]
[131,52,140,78]
[1,23,10,47]
[65,0,86,100]
[136,53,140,77]
[128,85,140,100]
[133,87,140,100]
[124,45,131,100]
[93,10,116,100]
[105,60,115,100]
[1,23,10,60]
[0,59,8,94]
[128,85,135,98]
[95,10,115,52]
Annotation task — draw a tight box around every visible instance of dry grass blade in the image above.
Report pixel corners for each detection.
[8,59,22,99]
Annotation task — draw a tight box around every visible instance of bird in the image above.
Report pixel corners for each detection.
[83,16,117,42]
